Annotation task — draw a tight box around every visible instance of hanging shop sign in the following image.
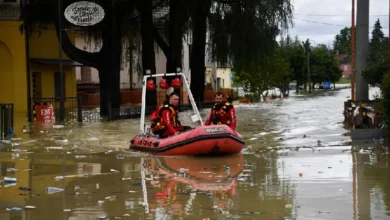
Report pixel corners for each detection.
[64,1,105,26]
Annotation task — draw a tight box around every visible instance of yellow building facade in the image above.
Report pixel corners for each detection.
[0,18,77,116]
[205,67,233,89]
[29,28,77,100]
[0,20,27,113]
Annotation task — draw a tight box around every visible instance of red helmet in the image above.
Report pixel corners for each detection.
[146,79,156,91]
[171,77,181,89]
[159,78,169,89]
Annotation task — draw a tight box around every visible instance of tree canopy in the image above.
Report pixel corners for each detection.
[333,27,355,59]
[310,45,342,84]
[208,0,293,74]
[362,19,390,87]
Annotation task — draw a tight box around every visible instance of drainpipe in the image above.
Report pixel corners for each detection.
[22,0,32,122]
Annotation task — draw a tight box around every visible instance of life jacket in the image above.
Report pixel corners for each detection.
[211,102,234,125]
[150,104,180,134]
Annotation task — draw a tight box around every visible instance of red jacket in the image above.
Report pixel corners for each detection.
[151,104,182,137]
[205,102,236,130]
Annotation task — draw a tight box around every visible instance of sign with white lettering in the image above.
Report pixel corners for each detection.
[64,1,105,26]
[205,127,226,133]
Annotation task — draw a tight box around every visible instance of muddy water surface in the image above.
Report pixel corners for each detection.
[1,87,389,220]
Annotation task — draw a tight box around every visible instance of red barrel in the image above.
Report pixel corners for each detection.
[34,103,55,123]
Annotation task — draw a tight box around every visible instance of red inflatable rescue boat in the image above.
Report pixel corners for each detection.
[130,125,244,156]
[130,72,245,156]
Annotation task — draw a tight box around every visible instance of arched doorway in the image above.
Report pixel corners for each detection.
[0,41,14,103]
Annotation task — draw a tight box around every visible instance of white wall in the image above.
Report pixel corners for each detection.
[74,36,142,89]
[74,37,100,83]
[74,35,191,90]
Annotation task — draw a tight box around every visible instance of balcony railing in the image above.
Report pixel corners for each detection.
[0,4,21,20]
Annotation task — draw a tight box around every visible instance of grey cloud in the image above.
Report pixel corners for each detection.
[285,0,390,45]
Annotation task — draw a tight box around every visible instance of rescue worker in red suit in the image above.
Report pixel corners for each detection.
[151,93,186,138]
[205,92,237,130]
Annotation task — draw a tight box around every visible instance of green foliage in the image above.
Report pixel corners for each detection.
[382,72,390,140]
[363,19,390,87]
[369,19,386,64]
[284,36,306,84]
[279,35,342,88]
[333,27,355,58]
[208,0,293,75]
[362,19,390,142]
[233,46,290,101]
[310,45,342,84]
[362,55,390,87]
[234,34,343,98]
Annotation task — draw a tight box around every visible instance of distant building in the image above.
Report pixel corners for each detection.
[340,63,352,78]
[335,55,351,78]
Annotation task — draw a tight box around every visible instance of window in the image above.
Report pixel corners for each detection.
[343,65,348,71]
[222,79,225,88]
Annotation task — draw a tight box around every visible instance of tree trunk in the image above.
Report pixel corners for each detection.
[98,1,121,115]
[54,0,121,116]
[139,0,157,109]
[166,0,185,101]
[190,0,211,105]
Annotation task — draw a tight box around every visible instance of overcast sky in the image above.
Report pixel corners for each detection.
[282,0,390,47]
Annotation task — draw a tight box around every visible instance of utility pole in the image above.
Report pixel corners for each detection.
[351,0,355,100]
[303,39,311,93]
[355,0,369,101]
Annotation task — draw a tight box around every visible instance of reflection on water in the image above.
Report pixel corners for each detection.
[1,87,390,219]
[0,152,295,219]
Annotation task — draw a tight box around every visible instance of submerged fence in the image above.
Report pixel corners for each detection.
[28,97,215,123]
[29,97,82,123]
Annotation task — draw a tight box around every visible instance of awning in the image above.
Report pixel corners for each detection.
[30,58,84,67]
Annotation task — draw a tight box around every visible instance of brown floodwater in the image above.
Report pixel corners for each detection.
[1,87,388,220]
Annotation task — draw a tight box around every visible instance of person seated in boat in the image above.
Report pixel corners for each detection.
[150,93,187,138]
[205,92,237,130]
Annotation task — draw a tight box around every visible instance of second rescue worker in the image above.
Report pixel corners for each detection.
[205,92,237,130]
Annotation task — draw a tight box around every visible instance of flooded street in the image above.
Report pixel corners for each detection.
[1,87,389,220]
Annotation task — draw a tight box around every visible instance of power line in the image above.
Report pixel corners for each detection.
[294,18,376,28]
[295,18,346,26]
[294,13,389,17]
